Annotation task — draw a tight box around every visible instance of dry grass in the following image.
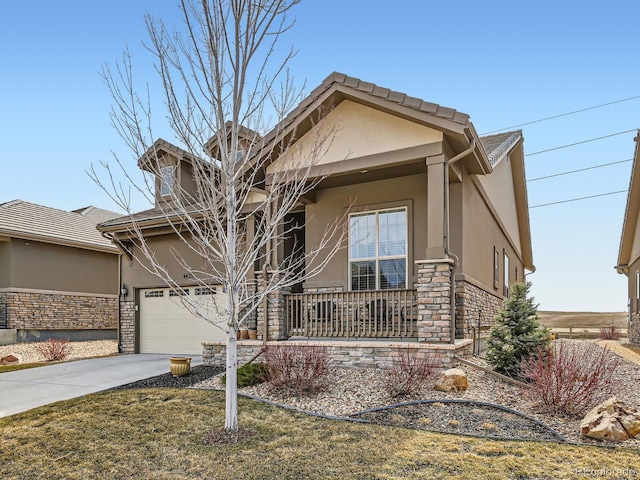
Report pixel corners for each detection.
[0,362,49,373]
[538,311,627,329]
[1,389,640,479]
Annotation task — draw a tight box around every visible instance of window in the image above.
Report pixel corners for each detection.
[169,289,189,297]
[195,287,216,296]
[160,166,175,197]
[349,208,407,290]
[144,290,164,298]
[503,251,510,297]
[636,270,640,313]
[493,247,499,289]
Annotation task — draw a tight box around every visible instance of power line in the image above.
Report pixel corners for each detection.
[482,95,640,135]
[527,129,637,156]
[530,190,627,209]
[527,158,632,182]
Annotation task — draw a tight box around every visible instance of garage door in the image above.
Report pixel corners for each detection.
[139,286,227,354]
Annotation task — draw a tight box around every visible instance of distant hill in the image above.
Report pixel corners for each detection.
[537,311,627,329]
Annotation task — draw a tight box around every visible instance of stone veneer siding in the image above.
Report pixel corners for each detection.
[454,279,504,339]
[629,315,640,346]
[202,339,472,370]
[416,260,454,343]
[1,290,117,330]
[119,300,136,353]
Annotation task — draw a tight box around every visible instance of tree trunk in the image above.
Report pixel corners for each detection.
[224,328,238,432]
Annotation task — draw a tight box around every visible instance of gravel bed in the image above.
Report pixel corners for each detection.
[0,340,118,363]
[193,340,640,448]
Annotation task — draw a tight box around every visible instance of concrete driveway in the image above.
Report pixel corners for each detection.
[0,354,202,418]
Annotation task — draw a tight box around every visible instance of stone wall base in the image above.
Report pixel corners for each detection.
[0,291,117,331]
[629,316,640,346]
[202,339,473,370]
[16,329,117,343]
[455,279,504,339]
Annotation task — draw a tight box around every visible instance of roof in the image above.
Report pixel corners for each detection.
[617,131,640,272]
[480,131,522,167]
[0,200,121,253]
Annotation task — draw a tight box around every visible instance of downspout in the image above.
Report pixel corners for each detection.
[444,132,476,345]
[102,232,122,353]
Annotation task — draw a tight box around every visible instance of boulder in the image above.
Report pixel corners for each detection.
[580,397,640,441]
[0,354,21,365]
[434,368,468,392]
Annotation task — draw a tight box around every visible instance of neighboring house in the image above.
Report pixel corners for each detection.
[616,130,640,345]
[98,72,534,364]
[0,200,121,343]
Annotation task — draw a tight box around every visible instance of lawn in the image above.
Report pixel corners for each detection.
[1,389,639,479]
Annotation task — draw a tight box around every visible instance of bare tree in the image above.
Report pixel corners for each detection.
[91,0,346,433]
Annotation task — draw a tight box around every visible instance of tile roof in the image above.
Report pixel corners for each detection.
[0,200,121,253]
[479,131,522,167]
[265,72,471,145]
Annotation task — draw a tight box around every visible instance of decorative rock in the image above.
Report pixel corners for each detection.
[0,354,21,365]
[580,397,640,441]
[434,368,468,391]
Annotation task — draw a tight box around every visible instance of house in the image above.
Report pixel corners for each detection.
[616,130,640,345]
[98,72,534,366]
[0,200,121,344]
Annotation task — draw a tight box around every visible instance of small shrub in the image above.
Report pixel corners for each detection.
[599,325,620,340]
[521,341,621,417]
[384,348,440,397]
[34,338,71,362]
[221,362,267,387]
[481,422,498,432]
[262,344,334,395]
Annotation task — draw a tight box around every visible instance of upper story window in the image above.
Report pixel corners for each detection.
[160,166,175,197]
[493,247,500,289]
[349,208,407,291]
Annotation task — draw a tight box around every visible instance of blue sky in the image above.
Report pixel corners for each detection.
[1,0,638,312]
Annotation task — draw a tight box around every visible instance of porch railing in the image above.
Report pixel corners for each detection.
[284,289,418,339]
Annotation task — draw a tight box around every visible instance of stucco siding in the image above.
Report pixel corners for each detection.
[0,241,10,288]
[268,100,443,173]
[475,153,522,252]
[304,173,427,291]
[9,239,118,295]
[459,173,524,294]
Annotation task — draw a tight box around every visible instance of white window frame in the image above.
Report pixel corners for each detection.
[348,207,408,291]
[503,251,510,297]
[160,165,175,197]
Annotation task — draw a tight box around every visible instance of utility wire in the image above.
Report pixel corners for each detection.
[527,130,637,157]
[482,95,640,135]
[530,190,627,209]
[527,158,632,182]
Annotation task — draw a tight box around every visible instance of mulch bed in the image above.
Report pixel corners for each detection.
[107,365,224,390]
[350,400,566,443]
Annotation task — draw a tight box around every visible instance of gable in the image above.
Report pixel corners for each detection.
[475,152,523,255]
[267,100,443,174]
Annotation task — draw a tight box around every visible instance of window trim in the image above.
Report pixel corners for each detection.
[348,206,408,291]
[493,247,500,289]
[503,250,510,297]
[160,165,176,197]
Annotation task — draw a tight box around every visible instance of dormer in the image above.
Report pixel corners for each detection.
[205,121,262,163]
[138,138,201,208]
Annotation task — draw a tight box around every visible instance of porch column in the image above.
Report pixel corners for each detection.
[426,154,446,259]
[256,270,289,341]
[415,258,454,343]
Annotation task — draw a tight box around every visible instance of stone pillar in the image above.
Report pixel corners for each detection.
[256,271,289,341]
[416,259,454,343]
[119,300,135,353]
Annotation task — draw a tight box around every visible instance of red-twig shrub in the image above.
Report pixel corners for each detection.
[384,348,441,397]
[521,341,621,417]
[262,344,334,395]
[34,338,72,362]
[599,325,620,340]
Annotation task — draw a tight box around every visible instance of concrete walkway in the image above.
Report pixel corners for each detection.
[0,354,202,418]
